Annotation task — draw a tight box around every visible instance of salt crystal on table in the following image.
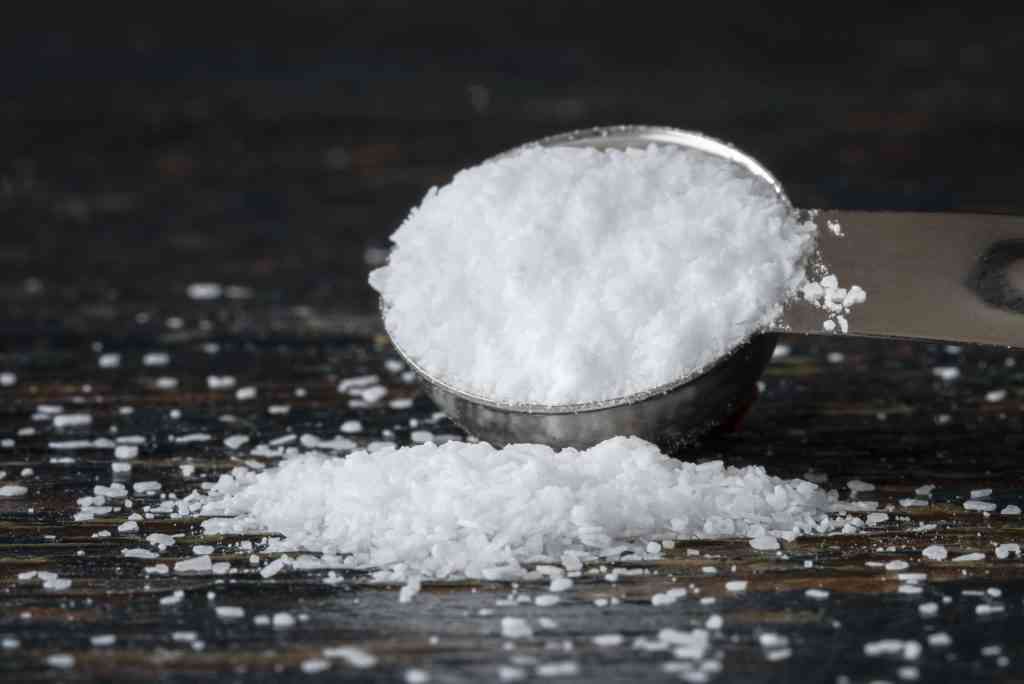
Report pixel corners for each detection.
[0,372,16,386]
[725,580,748,592]
[805,589,830,600]
[548,577,573,592]
[0,485,28,497]
[322,645,377,668]
[90,634,116,647]
[536,661,579,677]
[501,617,533,639]
[847,480,875,493]
[534,594,559,607]
[235,386,257,401]
[1001,505,1021,515]
[995,543,1021,560]
[45,654,75,669]
[224,435,250,450]
[340,420,362,434]
[160,590,185,606]
[404,668,430,683]
[260,557,287,578]
[215,606,245,619]
[398,576,422,603]
[175,555,213,573]
[54,413,91,428]
[371,144,854,405]
[651,588,687,606]
[272,612,296,629]
[207,375,236,389]
[952,552,985,562]
[750,536,780,551]
[301,658,331,674]
[932,366,960,381]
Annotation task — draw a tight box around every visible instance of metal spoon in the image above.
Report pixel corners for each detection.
[381,125,1024,449]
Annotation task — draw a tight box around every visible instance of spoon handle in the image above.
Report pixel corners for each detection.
[775,210,1024,348]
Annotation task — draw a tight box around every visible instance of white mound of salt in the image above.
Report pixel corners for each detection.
[370,144,820,405]
[196,437,835,581]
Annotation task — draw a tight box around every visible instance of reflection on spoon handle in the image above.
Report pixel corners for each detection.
[775,210,1024,349]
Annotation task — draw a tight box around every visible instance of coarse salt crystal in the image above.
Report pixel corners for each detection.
[749,536,780,551]
[952,552,985,562]
[322,645,377,668]
[53,413,91,429]
[995,543,1020,560]
[175,555,214,573]
[501,617,533,639]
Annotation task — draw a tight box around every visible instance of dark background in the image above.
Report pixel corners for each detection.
[3,5,1023,334]
[3,5,1024,682]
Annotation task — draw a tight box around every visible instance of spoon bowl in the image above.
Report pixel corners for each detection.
[383,125,786,449]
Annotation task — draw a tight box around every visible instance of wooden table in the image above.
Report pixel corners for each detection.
[2,7,1023,682]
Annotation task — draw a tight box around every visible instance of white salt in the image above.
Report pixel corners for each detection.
[196,437,834,581]
[922,545,947,561]
[54,413,92,429]
[175,555,214,573]
[371,144,843,405]
[995,543,1021,560]
[46,654,75,669]
[500,617,533,639]
[750,536,780,551]
[323,645,377,668]
[0,485,28,497]
[143,352,170,367]
[952,552,985,562]
[215,606,245,619]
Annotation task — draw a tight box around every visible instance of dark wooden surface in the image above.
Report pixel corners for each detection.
[3,6,1024,682]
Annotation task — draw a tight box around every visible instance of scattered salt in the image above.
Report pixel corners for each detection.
[750,536,780,552]
[501,617,533,639]
[995,543,1021,560]
[53,413,92,429]
[175,555,214,573]
[45,653,75,669]
[952,552,985,562]
[323,645,377,668]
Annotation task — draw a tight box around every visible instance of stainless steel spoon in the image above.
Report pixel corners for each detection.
[381,125,1024,449]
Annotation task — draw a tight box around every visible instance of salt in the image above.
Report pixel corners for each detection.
[196,437,834,581]
[371,144,847,405]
